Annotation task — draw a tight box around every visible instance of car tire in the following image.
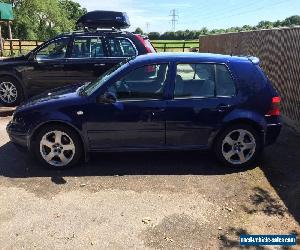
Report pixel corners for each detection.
[0,76,24,107]
[34,124,83,169]
[214,124,262,168]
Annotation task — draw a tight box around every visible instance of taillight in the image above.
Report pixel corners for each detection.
[134,34,154,53]
[267,96,281,116]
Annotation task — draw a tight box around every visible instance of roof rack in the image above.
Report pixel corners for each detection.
[83,27,121,33]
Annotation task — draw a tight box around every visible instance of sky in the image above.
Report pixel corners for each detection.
[74,0,300,33]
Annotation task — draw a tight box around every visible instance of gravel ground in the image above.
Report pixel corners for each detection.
[0,114,299,250]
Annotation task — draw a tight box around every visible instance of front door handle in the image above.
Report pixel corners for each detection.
[53,64,64,68]
[217,104,232,112]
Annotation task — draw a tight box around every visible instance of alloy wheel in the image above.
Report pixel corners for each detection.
[0,81,18,104]
[40,130,76,167]
[221,129,256,165]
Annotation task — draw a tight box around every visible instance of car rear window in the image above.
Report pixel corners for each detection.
[175,64,215,98]
[175,63,236,98]
[107,38,137,57]
[216,64,236,97]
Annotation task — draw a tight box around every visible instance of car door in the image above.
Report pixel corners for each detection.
[63,36,112,84]
[86,63,169,150]
[166,63,238,147]
[23,37,71,95]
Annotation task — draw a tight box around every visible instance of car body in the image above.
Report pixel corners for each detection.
[7,53,282,168]
[0,30,155,106]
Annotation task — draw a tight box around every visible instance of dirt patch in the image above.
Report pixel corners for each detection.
[142,213,219,249]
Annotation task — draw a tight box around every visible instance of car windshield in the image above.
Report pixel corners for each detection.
[79,58,133,96]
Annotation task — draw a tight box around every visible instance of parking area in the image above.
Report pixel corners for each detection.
[0,111,299,249]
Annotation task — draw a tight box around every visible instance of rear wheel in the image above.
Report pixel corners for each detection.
[214,124,262,168]
[34,125,83,168]
[0,77,24,106]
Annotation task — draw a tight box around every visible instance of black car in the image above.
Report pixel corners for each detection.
[0,11,155,106]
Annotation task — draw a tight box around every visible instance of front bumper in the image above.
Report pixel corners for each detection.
[265,123,282,146]
[6,121,30,150]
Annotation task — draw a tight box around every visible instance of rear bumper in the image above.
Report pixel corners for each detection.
[265,123,282,146]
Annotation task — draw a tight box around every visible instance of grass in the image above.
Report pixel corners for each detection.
[1,49,32,57]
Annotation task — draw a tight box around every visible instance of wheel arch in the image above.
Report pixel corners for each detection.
[209,118,266,148]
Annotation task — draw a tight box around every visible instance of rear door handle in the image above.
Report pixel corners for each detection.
[94,63,106,67]
[217,104,232,112]
[151,108,166,112]
[146,108,166,115]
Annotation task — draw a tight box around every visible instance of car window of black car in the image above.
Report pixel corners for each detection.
[107,38,137,57]
[35,38,69,60]
[71,37,105,58]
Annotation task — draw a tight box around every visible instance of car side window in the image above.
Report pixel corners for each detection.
[107,38,137,57]
[175,63,215,98]
[108,64,168,100]
[71,37,104,58]
[216,64,236,97]
[36,38,69,60]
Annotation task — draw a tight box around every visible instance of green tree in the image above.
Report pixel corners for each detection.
[200,27,209,35]
[257,21,274,29]
[134,27,143,35]
[59,0,87,23]
[281,15,300,26]
[148,32,160,40]
[242,25,253,31]
[1,0,86,40]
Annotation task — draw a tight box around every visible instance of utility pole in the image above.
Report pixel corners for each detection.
[146,22,150,34]
[169,9,178,31]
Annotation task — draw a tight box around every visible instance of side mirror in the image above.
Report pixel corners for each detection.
[97,91,117,104]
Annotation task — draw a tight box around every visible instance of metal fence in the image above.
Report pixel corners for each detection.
[199,27,300,130]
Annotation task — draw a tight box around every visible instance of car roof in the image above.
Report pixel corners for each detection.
[129,52,253,65]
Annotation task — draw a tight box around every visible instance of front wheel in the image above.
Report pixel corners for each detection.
[34,125,83,168]
[214,124,262,168]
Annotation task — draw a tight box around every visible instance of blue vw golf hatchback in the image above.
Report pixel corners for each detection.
[7,53,281,168]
